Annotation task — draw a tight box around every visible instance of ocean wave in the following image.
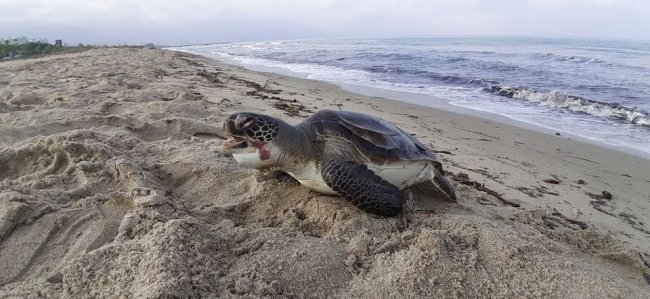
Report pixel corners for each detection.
[177,41,649,129]
[409,70,500,87]
[532,52,607,64]
[356,65,500,88]
[260,51,288,59]
[485,86,650,126]
[353,52,417,61]
[364,65,406,74]
[414,71,492,86]
[238,41,286,50]
[446,57,468,63]
[438,55,524,72]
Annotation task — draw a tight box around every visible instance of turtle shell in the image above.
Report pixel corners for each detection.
[304,110,437,165]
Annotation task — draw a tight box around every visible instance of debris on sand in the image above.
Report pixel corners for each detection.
[455,171,469,180]
[602,190,613,200]
[542,211,589,230]
[451,172,520,207]
[197,69,224,85]
[587,190,613,201]
[272,99,313,117]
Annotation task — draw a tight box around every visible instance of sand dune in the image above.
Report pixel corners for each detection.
[0,48,648,298]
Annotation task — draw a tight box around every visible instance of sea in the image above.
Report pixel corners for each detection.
[171,37,650,157]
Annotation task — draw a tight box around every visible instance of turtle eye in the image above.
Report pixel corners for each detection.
[241,117,256,130]
[236,115,257,130]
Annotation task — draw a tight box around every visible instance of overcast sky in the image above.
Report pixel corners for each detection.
[1,0,648,45]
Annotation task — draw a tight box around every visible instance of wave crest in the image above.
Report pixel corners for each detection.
[485,86,650,126]
[533,52,607,64]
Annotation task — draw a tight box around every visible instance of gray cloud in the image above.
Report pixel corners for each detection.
[0,0,648,45]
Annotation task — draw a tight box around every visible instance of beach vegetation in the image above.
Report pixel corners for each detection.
[1,42,65,59]
[0,42,142,61]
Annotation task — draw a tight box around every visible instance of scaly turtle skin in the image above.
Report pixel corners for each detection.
[221,109,456,217]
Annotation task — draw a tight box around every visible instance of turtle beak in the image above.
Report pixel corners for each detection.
[223,137,249,149]
[224,115,243,136]
[223,113,257,135]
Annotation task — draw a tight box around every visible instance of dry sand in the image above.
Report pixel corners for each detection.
[0,48,649,298]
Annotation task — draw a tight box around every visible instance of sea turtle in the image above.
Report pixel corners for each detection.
[221,109,456,217]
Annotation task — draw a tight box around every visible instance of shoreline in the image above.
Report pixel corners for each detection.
[1,48,648,297]
[178,48,650,160]
[177,48,650,260]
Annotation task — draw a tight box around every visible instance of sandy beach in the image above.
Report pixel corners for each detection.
[1,48,649,297]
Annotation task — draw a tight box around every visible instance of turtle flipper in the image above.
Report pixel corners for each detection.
[321,159,404,217]
[431,164,456,202]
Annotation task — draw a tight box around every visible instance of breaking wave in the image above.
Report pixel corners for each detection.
[485,86,650,126]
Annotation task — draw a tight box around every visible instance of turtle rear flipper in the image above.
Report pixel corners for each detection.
[321,159,404,217]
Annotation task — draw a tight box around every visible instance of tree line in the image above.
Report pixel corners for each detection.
[1,42,156,60]
[0,42,68,58]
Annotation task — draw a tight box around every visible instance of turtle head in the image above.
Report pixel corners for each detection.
[221,112,284,169]
[224,112,280,143]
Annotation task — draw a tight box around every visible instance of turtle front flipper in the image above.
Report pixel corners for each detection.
[431,162,456,202]
[321,159,404,217]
